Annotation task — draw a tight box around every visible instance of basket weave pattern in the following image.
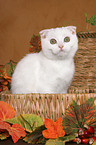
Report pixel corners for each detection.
[0,91,96,121]
[69,37,96,93]
[0,36,96,121]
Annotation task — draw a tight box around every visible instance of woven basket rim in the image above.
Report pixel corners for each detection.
[0,91,96,96]
[77,31,96,38]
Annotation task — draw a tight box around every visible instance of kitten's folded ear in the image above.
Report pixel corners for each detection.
[66,26,77,35]
[39,29,50,38]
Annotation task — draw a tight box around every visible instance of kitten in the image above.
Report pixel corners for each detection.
[11,26,78,94]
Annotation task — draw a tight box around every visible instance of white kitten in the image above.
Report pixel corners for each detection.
[11,26,78,94]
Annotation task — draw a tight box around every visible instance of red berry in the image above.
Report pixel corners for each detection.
[84,125,94,134]
[88,126,94,134]
[81,138,89,144]
[73,138,78,142]
[89,137,96,144]
[84,130,90,137]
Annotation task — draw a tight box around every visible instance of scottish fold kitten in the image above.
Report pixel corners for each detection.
[11,26,78,94]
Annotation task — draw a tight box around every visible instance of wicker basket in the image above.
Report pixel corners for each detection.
[0,32,96,121]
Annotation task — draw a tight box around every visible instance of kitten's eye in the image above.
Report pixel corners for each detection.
[64,37,70,42]
[50,39,57,44]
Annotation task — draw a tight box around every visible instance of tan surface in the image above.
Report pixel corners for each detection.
[0,0,96,64]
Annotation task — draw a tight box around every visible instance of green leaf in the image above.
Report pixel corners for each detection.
[5,114,44,132]
[23,125,47,144]
[59,135,75,142]
[45,139,65,145]
[45,135,75,145]
[5,60,17,77]
[88,14,96,26]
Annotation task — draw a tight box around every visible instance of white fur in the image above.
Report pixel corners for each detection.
[11,26,78,94]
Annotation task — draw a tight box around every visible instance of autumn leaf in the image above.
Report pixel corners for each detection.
[0,60,16,92]
[29,34,41,53]
[0,119,10,140]
[0,119,26,143]
[6,114,44,132]
[0,119,11,130]
[9,124,26,143]
[0,101,15,120]
[24,125,47,144]
[0,101,26,143]
[63,98,96,135]
[42,117,65,139]
[80,98,96,127]
[45,135,75,145]
[0,129,9,140]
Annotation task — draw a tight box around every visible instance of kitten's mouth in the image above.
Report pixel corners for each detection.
[52,50,66,56]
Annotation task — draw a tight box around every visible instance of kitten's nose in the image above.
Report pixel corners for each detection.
[59,45,64,50]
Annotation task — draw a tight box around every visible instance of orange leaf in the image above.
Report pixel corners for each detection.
[55,117,65,137]
[0,120,10,139]
[0,120,26,143]
[2,86,9,91]
[42,117,65,139]
[1,80,8,85]
[0,101,15,120]
[0,119,11,130]
[9,124,26,143]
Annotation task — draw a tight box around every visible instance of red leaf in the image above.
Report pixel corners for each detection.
[0,101,15,120]
[0,119,11,130]
[0,120,26,143]
[0,119,10,139]
[42,117,65,139]
[9,124,26,143]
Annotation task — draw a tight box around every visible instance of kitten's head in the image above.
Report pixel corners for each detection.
[39,26,78,60]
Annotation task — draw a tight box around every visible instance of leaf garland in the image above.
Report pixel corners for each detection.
[0,98,96,144]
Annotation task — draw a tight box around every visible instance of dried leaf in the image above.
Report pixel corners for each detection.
[42,117,65,139]
[0,101,15,120]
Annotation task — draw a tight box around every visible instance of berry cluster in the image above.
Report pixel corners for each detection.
[73,125,96,144]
